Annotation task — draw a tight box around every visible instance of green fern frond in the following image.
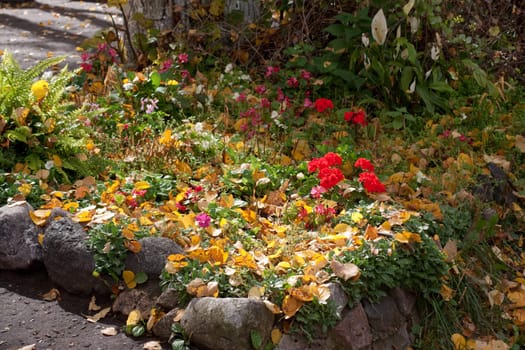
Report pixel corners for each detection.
[23,55,66,82]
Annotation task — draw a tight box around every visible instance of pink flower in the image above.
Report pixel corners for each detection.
[354,158,374,172]
[81,52,91,62]
[80,62,93,72]
[310,185,327,198]
[195,213,211,228]
[314,98,334,113]
[236,93,247,102]
[178,53,189,64]
[132,189,147,197]
[255,85,267,94]
[300,69,312,80]
[260,98,271,109]
[287,77,299,88]
[303,98,313,108]
[265,66,280,78]
[159,59,173,73]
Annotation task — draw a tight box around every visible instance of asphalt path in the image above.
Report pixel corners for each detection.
[0,0,121,69]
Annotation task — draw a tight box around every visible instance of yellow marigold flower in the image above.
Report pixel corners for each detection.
[31,80,49,101]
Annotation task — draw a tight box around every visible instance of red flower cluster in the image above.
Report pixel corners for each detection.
[319,167,345,189]
[354,158,385,193]
[344,110,367,126]
[358,172,386,193]
[354,157,374,172]
[308,152,344,191]
[314,98,334,113]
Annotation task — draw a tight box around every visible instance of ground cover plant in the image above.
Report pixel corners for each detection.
[1,0,524,349]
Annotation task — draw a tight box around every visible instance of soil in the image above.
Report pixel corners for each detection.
[0,265,167,350]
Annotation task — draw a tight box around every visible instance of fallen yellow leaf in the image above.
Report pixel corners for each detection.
[282,295,304,319]
[126,309,142,326]
[451,333,466,350]
[123,270,136,289]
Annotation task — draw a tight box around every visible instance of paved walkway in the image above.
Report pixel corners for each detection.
[0,0,121,69]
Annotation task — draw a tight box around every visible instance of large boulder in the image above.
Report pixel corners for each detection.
[180,297,274,350]
[0,202,42,269]
[332,303,373,350]
[42,215,108,295]
[125,236,184,278]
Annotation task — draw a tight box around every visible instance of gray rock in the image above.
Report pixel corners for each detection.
[327,282,348,318]
[372,322,411,350]
[156,288,181,310]
[333,303,373,350]
[363,295,403,338]
[181,297,274,350]
[152,308,180,340]
[0,203,43,269]
[112,288,155,319]
[275,334,337,350]
[389,287,417,317]
[125,237,184,278]
[42,216,108,295]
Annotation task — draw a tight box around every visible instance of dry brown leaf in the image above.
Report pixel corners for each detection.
[488,289,505,307]
[42,288,61,301]
[515,135,525,152]
[143,341,163,350]
[507,290,525,308]
[440,284,454,301]
[330,260,361,281]
[88,295,101,311]
[173,309,185,322]
[483,154,510,171]
[101,327,118,336]
[86,307,111,323]
[442,240,458,262]
[16,345,36,350]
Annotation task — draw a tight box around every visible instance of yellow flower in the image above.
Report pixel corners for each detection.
[31,80,49,101]
[167,80,179,86]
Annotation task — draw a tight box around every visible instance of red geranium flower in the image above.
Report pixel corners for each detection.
[358,172,386,193]
[344,110,368,126]
[354,158,375,172]
[318,167,344,189]
[308,157,330,173]
[323,152,342,167]
[314,98,334,113]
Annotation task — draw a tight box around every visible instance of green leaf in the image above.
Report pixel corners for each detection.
[6,126,31,143]
[171,339,187,350]
[324,24,345,37]
[150,71,161,88]
[131,324,145,337]
[250,330,263,349]
[135,271,148,284]
[400,67,414,92]
[328,39,349,51]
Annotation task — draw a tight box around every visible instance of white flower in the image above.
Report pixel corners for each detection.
[45,160,55,170]
[194,122,204,132]
[431,44,440,61]
[371,9,388,45]
[361,33,370,47]
[224,63,234,73]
